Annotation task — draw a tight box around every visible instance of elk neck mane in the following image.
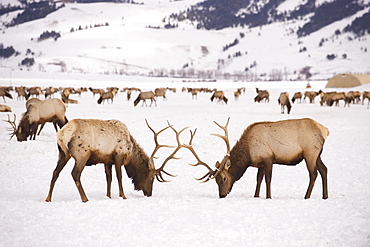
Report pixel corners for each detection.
[123,134,151,190]
[228,130,252,182]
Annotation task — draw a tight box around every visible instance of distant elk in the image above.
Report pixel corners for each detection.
[291,92,302,103]
[15,86,29,101]
[211,90,228,104]
[319,92,346,107]
[185,118,329,199]
[303,91,320,103]
[134,91,157,107]
[278,92,292,114]
[0,87,13,103]
[362,91,370,109]
[0,104,12,112]
[154,88,167,100]
[97,90,117,104]
[45,119,182,202]
[44,87,58,99]
[89,87,104,97]
[254,88,269,103]
[27,86,42,98]
[5,98,68,141]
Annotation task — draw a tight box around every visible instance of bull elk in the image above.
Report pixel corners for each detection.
[45,119,182,202]
[134,91,156,107]
[5,98,68,141]
[185,118,329,199]
[278,92,292,114]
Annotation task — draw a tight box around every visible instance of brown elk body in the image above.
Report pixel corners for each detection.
[211,91,228,104]
[6,98,68,141]
[45,119,178,202]
[278,92,292,114]
[134,91,156,107]
[303,91,320,103]
[254,88,270,103]
[97,91,114,104]
[291,92,302,103]
[15,86,29,101]
[154,88,167,100]
[362,91,370,109]
[188,118,329,199]
[0,87,13,103]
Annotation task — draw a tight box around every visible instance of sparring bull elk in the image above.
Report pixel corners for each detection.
[183,118,329,199]
[5,98,68,141]
[45,119,184,202]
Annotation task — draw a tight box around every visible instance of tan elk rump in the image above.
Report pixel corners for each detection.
[45,119,181,202]
[185,118,329,199]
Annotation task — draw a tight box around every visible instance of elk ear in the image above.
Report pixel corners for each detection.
[225,159,231,171]
[148,158,155,171]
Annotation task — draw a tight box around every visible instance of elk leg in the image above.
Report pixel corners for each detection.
[104,164,113,198]
[264,162,273,199]
[305,161,318,199]
[114,162,126,199]
[30,122,38,140]
[37,123,46,135]
[316,156,328,199]
[254,167,265,197]
[71,159,88,202]
[45,146,71,202]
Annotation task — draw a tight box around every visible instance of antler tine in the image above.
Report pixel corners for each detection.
[175,126,217,182]
[3,114,17,140]
[155,121,189,182]
[145,119,174,160]
[211,117,231,155]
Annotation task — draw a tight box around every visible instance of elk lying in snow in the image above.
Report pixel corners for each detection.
[254,88,269,103]
[278,92,292,114]
[134,91,157,107]
[45,119,181,202]
[5,98,68,141]
[211,91,228,104]
[0,104,12,112]
[291,92,302,103]
[185,118,329,199]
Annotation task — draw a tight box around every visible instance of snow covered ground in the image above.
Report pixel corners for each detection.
[0,73,370,246]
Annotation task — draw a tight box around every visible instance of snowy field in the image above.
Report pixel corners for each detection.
[1,74,370,246]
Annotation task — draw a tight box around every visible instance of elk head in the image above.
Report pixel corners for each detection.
[179,118,233,198]
[4,114,31,142]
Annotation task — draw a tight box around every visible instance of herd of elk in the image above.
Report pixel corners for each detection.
[45,119,182,202]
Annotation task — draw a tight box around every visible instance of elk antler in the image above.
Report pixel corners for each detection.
[145,119,176,182]
[210,117,231,178]
[3,114,17,140]
[167,122,217,183]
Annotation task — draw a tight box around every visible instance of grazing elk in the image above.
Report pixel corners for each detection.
[0,87,13,103]
[291,92,302,103]
[278,92,292,114]
[15,86,29,101]
[45,119,181,202]
[154,88,167,100]
[303,91,320,103]
[184,118,329,199]
[254,88,269,103]
[211,91,228,104]
[0,104,12,112]
[27,86,42,98]
[97,91,115,104]
[5,98,68,141]
[134,91,157,107]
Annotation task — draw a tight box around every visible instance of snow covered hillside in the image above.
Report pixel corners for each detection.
[0,0,369,80]
[0,75,370,246]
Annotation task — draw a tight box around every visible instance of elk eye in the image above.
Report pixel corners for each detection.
[223,177,227,182]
